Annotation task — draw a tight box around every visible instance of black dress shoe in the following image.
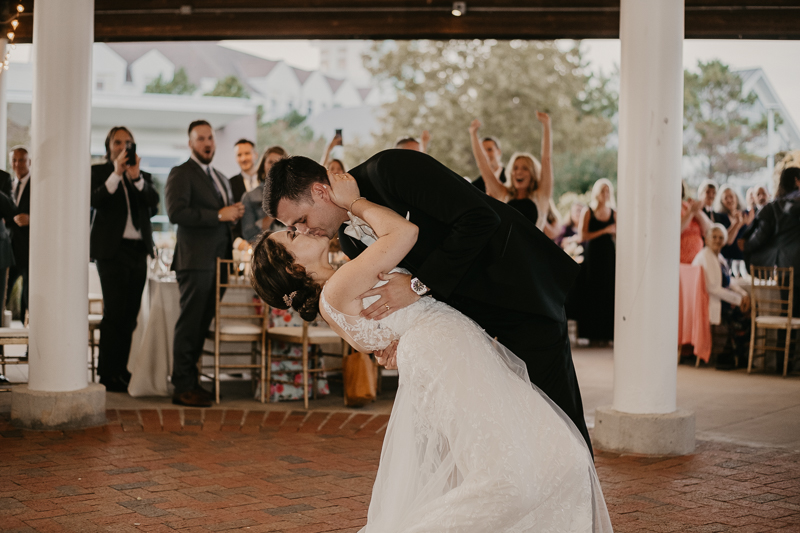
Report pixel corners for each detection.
[100,376,129,393]
[194,386,215,402]
[172,389,212,407]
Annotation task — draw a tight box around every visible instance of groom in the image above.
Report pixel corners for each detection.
[264,149,591,453]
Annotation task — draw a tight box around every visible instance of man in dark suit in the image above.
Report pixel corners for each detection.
[8,146,31,322]
[229,139,258,245]
[166,120,244,407]
[0,168,14,311]
[0,169,14,383]
[264,150,592,453]
[90,126,160,392]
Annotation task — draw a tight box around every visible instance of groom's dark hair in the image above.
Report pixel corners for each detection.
[263,156,330,217]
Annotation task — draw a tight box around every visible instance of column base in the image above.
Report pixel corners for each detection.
[594,406,695,455]
[11,384,106,430]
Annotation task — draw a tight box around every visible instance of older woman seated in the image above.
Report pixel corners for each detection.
[693,223,751,369]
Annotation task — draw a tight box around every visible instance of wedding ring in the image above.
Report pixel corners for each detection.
[384,304,390,311]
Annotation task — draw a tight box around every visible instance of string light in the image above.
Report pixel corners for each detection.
[2,3,23,72]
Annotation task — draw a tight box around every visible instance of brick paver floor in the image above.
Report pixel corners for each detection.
[1,408,799,532]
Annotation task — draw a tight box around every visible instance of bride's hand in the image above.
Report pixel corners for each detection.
[359,272,419,320]
[327,171,361,210]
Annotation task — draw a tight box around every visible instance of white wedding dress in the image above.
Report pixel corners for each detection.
[321,269,613,533]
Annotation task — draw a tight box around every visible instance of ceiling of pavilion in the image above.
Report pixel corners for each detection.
[11,1,800,42]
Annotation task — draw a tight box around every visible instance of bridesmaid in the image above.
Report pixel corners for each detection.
[577,179,617,343]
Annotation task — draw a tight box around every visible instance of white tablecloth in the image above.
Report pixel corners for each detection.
[127,278,182,397]
[127,276,257,397]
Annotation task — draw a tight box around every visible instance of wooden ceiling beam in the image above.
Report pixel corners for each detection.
[9,1,800,42]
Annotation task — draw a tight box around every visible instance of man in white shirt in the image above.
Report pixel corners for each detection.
[90,127,160,392]
[165,120,244,407]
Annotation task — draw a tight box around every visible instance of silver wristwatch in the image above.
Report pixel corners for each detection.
[410,277,429,296]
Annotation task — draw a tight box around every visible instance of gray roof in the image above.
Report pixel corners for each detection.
[106,42,279,85]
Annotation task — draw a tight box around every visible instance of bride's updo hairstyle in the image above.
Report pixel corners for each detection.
[250,232,321,321]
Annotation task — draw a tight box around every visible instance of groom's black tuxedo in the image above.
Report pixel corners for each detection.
[341,150,578,322]
[340,149,592,453]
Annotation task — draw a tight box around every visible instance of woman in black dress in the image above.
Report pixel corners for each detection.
[577,178,617,343]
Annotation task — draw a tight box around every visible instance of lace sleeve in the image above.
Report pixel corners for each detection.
[320,290,399,353]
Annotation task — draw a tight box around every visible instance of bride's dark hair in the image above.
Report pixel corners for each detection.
[250,232,321,321]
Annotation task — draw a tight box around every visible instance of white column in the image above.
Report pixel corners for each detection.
[27,0,93,391]
[0,38,7,171]
[594,0,694,455]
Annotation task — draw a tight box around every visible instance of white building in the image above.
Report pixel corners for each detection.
[5,41,382,226]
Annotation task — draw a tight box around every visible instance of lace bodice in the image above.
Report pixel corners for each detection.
[320,268,436,352]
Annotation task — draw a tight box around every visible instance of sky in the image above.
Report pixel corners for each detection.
[219,38,800,129]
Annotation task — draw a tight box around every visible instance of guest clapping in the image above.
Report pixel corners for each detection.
[229,139,258,247]
[714,185,754,267]
[680,183,712,264]
[165,120,243,407]
[470,112,553,231]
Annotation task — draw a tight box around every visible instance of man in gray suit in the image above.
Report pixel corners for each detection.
[165,120,244,407]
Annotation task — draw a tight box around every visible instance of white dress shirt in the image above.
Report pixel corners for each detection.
[241,170,258,192]
[105,170,145,240]
[191,154,229,205]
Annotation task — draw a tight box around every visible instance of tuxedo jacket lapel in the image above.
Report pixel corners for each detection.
[188,159,224,207]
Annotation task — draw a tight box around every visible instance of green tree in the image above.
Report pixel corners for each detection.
[144,67,196,95]
[683,60,768,184]
[359,39,615,185]
[204,75,250,98]
[257,110,327,162]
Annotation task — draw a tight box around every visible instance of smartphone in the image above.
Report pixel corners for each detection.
[126,142,137,166]
[335,129,343,143]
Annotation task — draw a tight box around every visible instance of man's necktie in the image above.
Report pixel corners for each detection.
[123,175,141,230]
[13,182,19,205]
[206,166,225,204]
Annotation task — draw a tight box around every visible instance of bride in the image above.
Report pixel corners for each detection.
[250,172,612,532]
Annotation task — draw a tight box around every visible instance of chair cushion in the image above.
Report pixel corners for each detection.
[210,321,262,335]
[755,315,800,328]
[0,327,29,338]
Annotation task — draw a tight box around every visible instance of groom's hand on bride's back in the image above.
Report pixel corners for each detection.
[359,272,419,320]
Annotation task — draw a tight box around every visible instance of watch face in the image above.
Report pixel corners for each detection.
[412,278,426,294]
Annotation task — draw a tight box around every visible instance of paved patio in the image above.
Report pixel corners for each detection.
[1,347,799,532]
